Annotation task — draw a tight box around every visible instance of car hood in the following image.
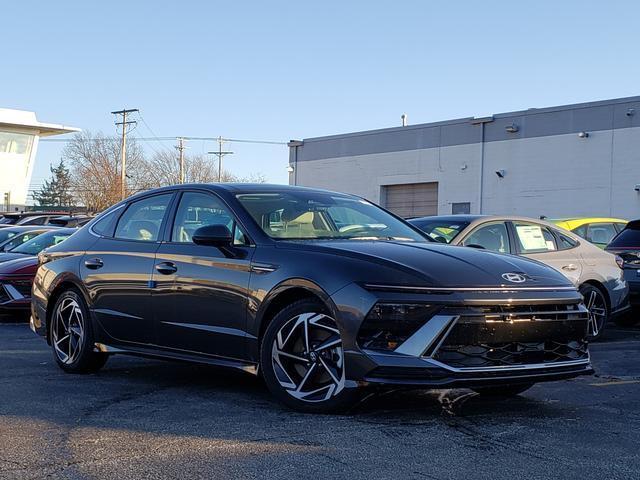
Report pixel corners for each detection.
[0,253,32,265]
[280,240,573,288]
[0,255,38,275]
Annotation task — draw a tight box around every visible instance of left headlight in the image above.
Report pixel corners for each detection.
[357,303,440,352]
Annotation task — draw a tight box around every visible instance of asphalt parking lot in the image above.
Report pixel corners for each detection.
[1,320,639,480]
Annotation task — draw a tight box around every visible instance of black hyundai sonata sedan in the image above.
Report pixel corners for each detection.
[31,184,593,412]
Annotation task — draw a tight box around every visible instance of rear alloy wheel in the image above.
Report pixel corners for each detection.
[260,300,358,413]
[580,284,608,340]
[50,290,108,373]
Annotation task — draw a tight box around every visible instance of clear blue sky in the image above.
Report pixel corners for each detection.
[4,0,639,192]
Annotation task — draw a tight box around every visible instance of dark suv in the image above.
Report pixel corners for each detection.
[606,220,640,323]
[31,184,592,412]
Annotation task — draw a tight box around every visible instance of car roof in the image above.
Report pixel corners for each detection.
[126,183,363,201]
[409,215,484,223]
[551,217,628,228]
[411,214,581,234]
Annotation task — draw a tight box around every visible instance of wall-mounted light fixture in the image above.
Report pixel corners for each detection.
[627,108,636,117]
[495,170,506,178]
[578,131,589,138]
[286,165,294,174]
[505,123,519,133]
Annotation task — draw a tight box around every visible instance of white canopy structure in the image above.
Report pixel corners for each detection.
[0,108,79,210]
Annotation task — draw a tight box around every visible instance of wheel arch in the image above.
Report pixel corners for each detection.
[579,279,611,311]
[255,279,340,347]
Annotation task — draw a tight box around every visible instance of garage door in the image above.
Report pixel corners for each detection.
[382,182,438,218]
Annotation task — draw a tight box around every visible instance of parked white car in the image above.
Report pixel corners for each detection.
[409,215,630,339]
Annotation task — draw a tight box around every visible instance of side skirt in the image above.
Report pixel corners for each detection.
[94,342,259,375]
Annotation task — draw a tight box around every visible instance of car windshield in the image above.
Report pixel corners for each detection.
[408,219,469,243]
[0,229,18,244]
[10,231,72,255]
[237,191,428,242]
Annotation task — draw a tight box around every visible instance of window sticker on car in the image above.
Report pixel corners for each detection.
[516,225,547,250]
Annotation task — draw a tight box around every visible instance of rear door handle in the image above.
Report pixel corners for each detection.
[562,264,578,271]
[84,258,103,270]
[155,262,177,275]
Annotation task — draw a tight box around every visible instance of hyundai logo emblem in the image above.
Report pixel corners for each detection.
[502,272,527,283]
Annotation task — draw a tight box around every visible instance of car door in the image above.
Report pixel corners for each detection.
[509,221,583,285]
[152,190,254,360]
[81,193,175,345]
[459,221,512,254]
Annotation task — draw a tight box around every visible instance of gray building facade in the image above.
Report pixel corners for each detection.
[288,96,640,219]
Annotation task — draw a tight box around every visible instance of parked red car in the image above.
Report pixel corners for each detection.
[0,256,38,314]
[0,228,75,317]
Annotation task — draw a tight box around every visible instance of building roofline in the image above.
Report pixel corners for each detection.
[0,108,80,137]
[301,95,640,143]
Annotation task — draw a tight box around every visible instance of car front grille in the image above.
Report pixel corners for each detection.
[10,280,33,298]
[431,304,589,370]
[434,339,588,368]
[0,285,10,304]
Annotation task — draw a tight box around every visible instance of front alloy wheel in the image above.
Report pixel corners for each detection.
[580,284,608,340]
[261,300,357,412]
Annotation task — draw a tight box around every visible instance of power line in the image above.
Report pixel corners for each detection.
[40,136,287,145]
[137,113,175,155]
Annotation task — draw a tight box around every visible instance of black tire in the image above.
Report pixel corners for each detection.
[579,284,609,341]
[49,289,108,374]
[260,299,359,413]
[472,383,534,397]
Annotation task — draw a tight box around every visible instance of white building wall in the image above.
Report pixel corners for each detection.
[295,126,640,219]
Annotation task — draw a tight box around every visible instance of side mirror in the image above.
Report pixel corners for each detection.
[192,225,233,247]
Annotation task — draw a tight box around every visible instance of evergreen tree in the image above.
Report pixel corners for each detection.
[32,160,74,208]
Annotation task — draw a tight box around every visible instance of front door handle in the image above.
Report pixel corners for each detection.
[562,264,578,271]
[84,258,103,270]
[155,262,177,275]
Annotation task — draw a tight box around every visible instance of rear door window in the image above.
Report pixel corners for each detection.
[513,222,557,253]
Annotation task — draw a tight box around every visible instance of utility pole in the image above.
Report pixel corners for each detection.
[207,136,233,183]
[111,108,139,199]
[175,137,187,183]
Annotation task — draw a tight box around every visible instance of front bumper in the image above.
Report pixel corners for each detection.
[0,280,32,313]
[332,284,593,388]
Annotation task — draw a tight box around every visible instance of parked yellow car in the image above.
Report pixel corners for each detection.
[551,217,628,248]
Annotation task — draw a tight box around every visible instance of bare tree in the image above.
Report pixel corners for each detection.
[63,131,150,211]
[63,132,267,211]
[144,150,266,187]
